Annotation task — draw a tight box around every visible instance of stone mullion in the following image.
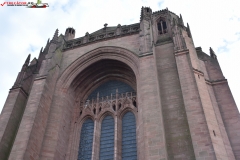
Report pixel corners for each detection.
[92,120,100,160]
[160,21,164,34]
[92,95,100,160]
[114,115,119,160]
[116,89,118,112]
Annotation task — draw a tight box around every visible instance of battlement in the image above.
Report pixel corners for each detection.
[152,8,168,15]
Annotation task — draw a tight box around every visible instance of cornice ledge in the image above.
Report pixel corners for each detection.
[174,49,189,56]
[192,68,204,76]
[35,75,47,81]
[205,79,228,85]
[10,87,28,97]
[139,52,153,57]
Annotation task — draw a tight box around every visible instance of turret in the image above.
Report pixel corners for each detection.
[140,7,152,21]
[139,7,152,55]
[65,27,75,40]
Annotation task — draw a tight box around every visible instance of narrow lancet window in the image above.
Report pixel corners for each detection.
[122,112,137,160]
[100,115,114,160]
[157,18,167,35]
[78,118,94,160]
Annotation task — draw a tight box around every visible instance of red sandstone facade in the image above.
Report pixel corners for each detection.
[0,7,240,160]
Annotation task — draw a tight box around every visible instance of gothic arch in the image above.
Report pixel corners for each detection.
[119,107,137,120]
[72,61,136,101]
[54,46,139,160]
[57,46,140,92]
[77,114,95,124]
[98,111,115,123]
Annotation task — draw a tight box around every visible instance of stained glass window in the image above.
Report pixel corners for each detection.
[78,118,94,160]
[99,115,115,160]
[122,112,137,160]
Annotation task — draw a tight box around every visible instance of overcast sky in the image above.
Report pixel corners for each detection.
[0,0,239,113]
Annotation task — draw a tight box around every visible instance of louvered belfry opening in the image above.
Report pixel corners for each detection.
[71,59,138,160]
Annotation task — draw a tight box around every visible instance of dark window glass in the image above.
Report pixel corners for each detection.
[122,112,137,160]
[157,22,162,32]
[163,21,167,30]
[78,119,94,160]
[100,115,114,160]
[158,19,167,34]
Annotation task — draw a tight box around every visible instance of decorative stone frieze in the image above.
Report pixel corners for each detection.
[63,23,140,51]
[77,92,137,121]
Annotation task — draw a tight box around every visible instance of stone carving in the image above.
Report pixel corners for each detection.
[78,92,137,119]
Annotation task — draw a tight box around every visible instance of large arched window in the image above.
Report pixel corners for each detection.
[78,118,94,160]
[77,80,137,159]
[122,112,137,160]
[99,115,115,160]
[157,18,167,35]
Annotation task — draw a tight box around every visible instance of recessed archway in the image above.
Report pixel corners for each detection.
[54,46,140,160]
[71,59,136,102]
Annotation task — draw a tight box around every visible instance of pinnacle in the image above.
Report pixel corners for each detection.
[25,54,31,65]
[52,28,59,41]
[210,47,215,54]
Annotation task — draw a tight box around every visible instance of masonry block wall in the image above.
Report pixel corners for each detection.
[0,7,239,160]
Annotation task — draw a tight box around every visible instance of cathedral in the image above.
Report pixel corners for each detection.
[0,7,239,160]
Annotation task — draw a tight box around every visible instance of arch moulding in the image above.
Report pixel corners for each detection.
[57,46,140,91]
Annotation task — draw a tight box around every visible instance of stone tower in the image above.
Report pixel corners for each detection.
[0,7,239,160]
